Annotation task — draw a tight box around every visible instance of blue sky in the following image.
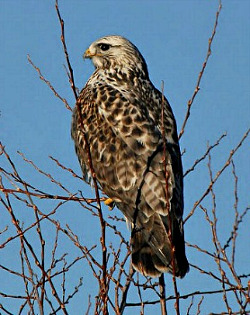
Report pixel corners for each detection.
[1,1,249,314]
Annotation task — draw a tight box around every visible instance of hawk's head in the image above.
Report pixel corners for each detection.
[84,35,148,77]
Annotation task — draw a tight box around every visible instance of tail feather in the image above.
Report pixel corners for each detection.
[132,245,164,277]
[131,214,189,278]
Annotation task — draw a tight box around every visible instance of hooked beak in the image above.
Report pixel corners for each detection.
[83,48,95,59]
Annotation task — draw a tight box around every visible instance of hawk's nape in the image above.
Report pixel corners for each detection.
[71,35,189,278]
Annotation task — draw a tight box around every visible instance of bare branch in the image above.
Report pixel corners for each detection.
[55,0,78,100]
[27,54,72,111]
[184,128,249,223]
[179,0,222,139]
[184,132,226,177]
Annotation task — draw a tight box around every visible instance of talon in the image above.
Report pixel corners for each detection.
[104,198,115,210]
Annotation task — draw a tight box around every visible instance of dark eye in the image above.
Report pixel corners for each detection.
[98,43,110,51]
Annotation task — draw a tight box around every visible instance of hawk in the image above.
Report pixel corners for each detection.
[71,35,189,278]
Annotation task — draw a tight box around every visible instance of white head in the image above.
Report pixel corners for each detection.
[84,35,148,76]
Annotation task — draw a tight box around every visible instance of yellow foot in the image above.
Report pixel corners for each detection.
[104,198,115,210]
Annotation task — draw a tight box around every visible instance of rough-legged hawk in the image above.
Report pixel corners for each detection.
[71,35,189,278]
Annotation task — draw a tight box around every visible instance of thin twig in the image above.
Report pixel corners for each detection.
[184,128,249,223]
[184,132,226,177]
[124,286,248,307]
[55,0,78,100]
[159,274,167,315]
[161,81,179,315]
[179,0,222,139]
[27,54,72,111]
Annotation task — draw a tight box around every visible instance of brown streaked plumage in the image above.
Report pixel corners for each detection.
[71,35,189,278]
